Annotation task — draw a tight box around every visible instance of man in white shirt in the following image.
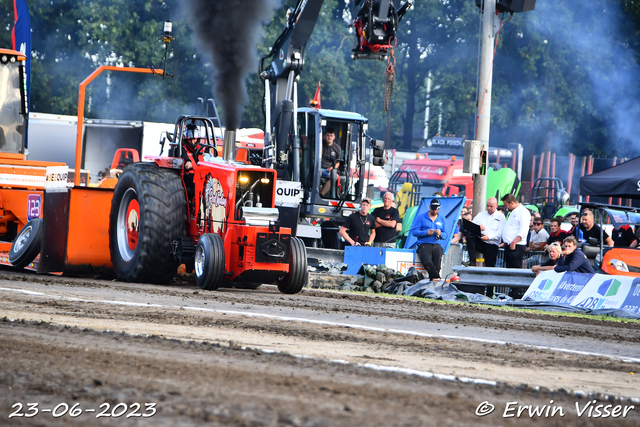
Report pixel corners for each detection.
[528,218,549,251]
[465,197,506,268]
[501,194,531,269]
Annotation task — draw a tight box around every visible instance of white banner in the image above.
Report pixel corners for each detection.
[523,271,640,315]
[45,166,70,189]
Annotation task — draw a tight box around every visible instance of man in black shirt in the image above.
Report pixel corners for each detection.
[612,225,638,247]
[339,198,376,246]
[320,127,342,196]
[372,192,400,248]
[580,210,614,247]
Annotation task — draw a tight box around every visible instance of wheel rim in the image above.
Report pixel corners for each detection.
[13,225,33,253]
[117,188,140,262]
[195,243,206,278]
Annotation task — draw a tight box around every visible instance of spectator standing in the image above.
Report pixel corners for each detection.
[465,197,506,268]
[555,236,595,274]
[339,198,375,246]
[452,209,470,244]
[501,194,531,268]
[410,198,448,281]
[529,218,550,252]
[372,192,400,248]
[568,213,583,241]
[526,211,542,247]
[579,211,614,247]
[547,217,569,245]
[612,225,638,248]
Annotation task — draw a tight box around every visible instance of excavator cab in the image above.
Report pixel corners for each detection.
[352,0,413,60]
[0,49,27,157]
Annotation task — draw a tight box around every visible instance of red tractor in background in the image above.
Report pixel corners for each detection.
[109,116,307,293]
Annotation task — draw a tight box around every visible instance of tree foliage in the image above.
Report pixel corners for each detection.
[1,0,639,158]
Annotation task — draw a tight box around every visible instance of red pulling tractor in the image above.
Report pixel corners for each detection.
[109,116,307,293]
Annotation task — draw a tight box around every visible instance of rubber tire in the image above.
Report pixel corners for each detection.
[195,233,225,291]
[109,163,186,285]
[9,218,43,268]
[277,237,307,294]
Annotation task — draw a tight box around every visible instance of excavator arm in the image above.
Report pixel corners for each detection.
[260,0,412,178]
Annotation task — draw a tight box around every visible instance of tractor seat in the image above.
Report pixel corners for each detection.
[581,244,602,259]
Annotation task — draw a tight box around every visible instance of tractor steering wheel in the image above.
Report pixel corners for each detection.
[195,142,218,161]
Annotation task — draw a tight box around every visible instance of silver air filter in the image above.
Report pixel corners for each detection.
[223,129,236,162]
[239,207,279,226]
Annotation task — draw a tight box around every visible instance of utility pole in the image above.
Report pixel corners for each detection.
[423,71,432,142]
[473,0,497,216]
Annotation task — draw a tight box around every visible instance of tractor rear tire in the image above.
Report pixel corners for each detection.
[195,233,225,290]
[110,163,186,285]
[9,218,43,269]
[277,237,307,294]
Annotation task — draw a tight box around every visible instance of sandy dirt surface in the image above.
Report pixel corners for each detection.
[1,270,639,426]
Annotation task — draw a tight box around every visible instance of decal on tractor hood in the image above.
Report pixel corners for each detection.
[200,175,227,233]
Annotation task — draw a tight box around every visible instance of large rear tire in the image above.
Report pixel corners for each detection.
[9,218,43,269]
[195,233,225,290]
[109,163,186,285]
[277,237,307,294]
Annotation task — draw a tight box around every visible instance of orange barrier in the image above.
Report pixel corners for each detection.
[65,187,113,269]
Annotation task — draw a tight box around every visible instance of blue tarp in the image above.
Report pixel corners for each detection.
[404,196,465,254]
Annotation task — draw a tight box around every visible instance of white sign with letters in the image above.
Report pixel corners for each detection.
[275,180,303,207]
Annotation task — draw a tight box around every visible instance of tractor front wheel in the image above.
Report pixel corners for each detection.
[195,233,225,290]
[110,163,186,284]
[277,237,307,294]
[9,218,43,268]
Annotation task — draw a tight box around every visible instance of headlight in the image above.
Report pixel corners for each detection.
[609,259,629,272]
[239,175,249,184]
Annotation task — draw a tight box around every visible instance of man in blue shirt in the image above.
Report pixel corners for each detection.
[410,198,448,280]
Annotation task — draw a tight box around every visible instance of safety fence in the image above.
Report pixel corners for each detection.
[445,245,547,296]
[458,245,547,268]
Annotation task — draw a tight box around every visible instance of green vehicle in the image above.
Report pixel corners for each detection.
[525,177,577,220]
[372,165,520,248]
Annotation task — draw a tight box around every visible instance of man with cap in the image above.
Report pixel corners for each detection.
[339,198,376,246]
[410,198,448,280]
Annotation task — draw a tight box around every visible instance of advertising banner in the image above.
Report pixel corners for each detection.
[523,270,640,315]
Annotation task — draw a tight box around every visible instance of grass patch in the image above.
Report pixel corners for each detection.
[311,287,640,324]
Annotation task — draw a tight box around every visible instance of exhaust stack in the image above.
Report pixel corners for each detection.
[223,129,236,162]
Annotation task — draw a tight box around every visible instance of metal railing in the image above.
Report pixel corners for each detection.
[444,245,547,296]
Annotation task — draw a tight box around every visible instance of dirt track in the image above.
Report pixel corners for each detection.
[1,270,639,426]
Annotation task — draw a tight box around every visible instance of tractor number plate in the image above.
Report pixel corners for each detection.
[27,194,41,221]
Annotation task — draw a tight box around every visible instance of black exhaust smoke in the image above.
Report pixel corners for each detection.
[188,0,281,130]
